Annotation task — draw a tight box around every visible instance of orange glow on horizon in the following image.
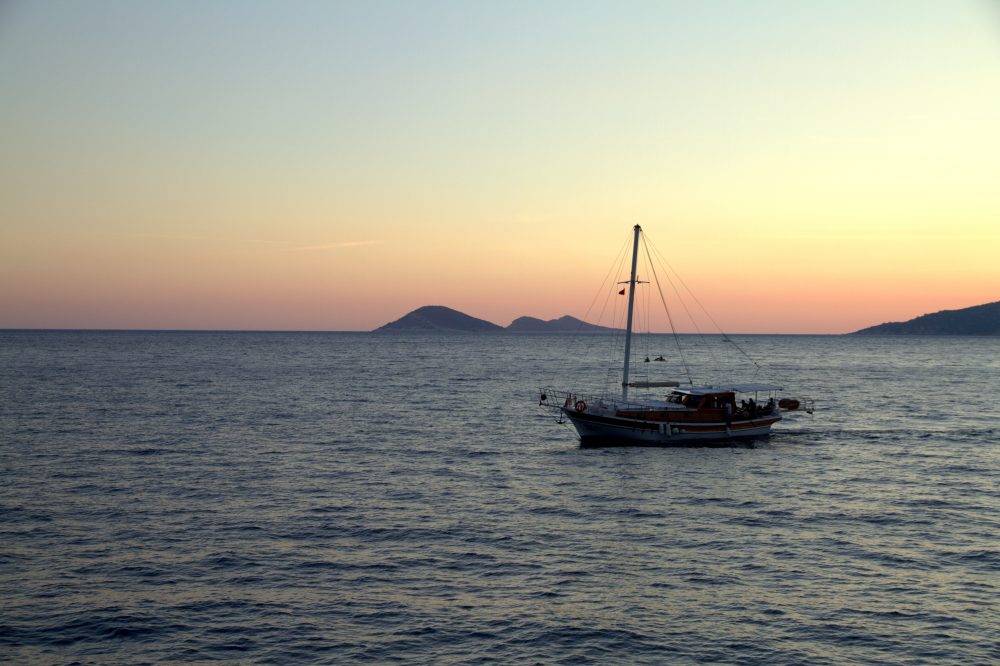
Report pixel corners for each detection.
[1,3,998,332]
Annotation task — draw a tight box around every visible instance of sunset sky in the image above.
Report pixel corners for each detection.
[2,1,998,333]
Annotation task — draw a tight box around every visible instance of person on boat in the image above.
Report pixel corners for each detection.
[724,401,733,424]
[748,398,756,416]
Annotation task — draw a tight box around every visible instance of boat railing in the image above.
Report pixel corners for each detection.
[537,387,670,415]
[540,386,812,417]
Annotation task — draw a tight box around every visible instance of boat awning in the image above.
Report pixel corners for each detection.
[627,381,681,388]
[673,384,783,395]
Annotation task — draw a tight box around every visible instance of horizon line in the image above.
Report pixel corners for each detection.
[0,326,861,336]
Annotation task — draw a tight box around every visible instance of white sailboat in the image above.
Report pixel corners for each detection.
[539,224,810,446]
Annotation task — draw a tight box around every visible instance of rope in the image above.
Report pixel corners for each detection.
[604,241,631,394]
[541,232,633,398]
[647,246,719,374]
[645,235,761,373]
[578,234,631,333]
[590,233,631,396]
[641,234,692,384]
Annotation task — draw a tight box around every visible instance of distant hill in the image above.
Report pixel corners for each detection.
[853,300,1000,335]
[375,306,503,332]
[506,315,619,333]
[374,307,616,333]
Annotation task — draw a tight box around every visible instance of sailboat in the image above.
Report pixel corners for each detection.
[539,224,810,445]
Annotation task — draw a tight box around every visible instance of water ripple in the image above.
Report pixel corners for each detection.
[1,331,998,664]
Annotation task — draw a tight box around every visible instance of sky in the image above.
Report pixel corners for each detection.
[1,0,998,333]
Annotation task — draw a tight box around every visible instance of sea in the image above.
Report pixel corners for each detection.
[1,330,998,664]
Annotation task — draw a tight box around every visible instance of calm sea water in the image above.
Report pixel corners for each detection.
[1,330,998,664]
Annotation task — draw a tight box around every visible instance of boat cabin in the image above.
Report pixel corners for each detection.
[667,389,736,409]
[665,384,783,419]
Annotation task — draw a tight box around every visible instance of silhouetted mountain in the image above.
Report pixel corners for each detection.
[375,306,503,332]
[374,307,617,333]
[506,315,618,333]
[853,300,1000,335]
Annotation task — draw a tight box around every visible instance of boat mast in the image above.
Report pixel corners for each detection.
[621,224,641,401]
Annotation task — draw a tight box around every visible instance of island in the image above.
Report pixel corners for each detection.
[375,306,503,332]
[852,300,1000,335]
[506,315,618,333]
[374,306,619,333]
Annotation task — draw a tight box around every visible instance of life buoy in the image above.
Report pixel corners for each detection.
[574,400,587,412]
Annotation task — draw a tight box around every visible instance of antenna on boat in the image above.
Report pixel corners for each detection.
[621,224,641,401]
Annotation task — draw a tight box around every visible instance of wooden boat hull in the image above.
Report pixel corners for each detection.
[563,407,780,445]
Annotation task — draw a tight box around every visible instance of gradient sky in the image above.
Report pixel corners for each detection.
[1,1,998,333]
